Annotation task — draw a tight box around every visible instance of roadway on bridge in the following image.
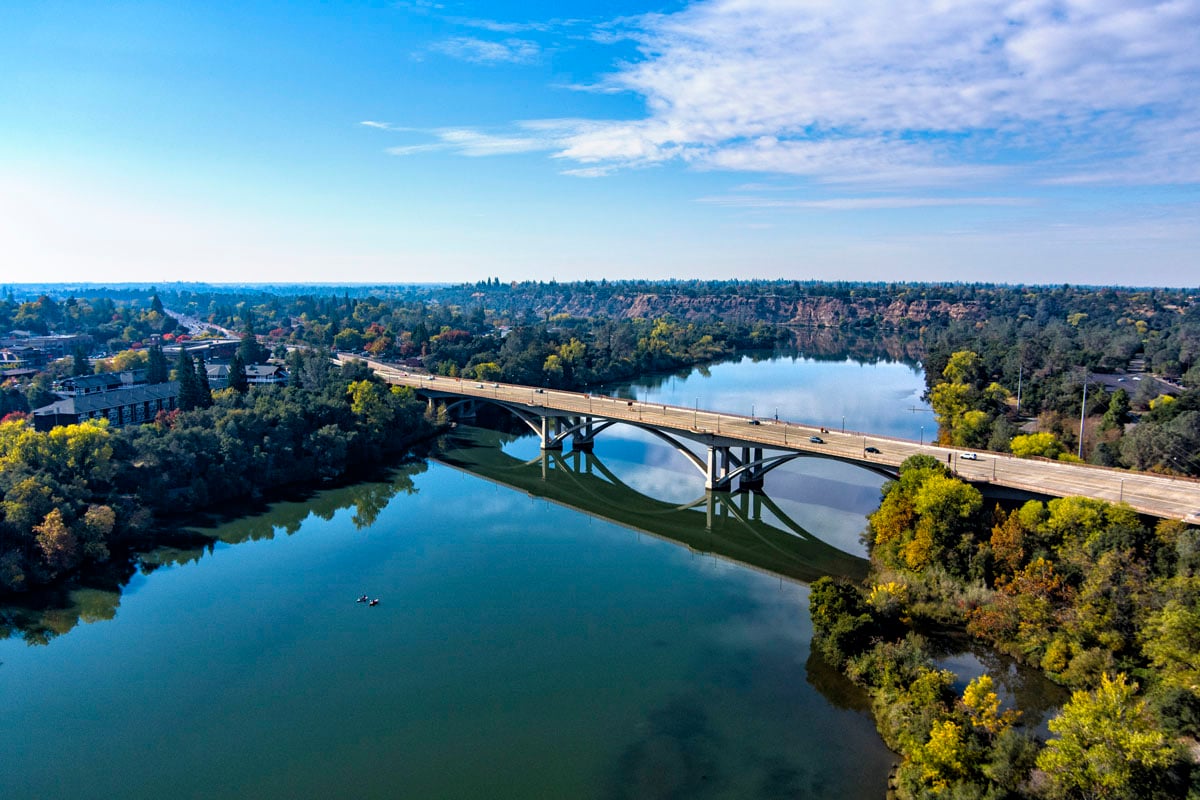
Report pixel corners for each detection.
[351,357,1200,524]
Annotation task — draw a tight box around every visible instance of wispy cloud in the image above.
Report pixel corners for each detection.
[376,126,553,158]
[374,0,1200,188]
[445,17,552,34]
[428,36,541,65]
[360,120,418,133]
[698,195,1034,210]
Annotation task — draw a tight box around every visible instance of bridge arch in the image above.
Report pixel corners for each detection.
[437,395,900,491]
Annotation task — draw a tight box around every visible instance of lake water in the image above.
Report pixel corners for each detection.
[0,350,942,799]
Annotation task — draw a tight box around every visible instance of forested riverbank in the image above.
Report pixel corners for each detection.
[0,352,434,597]
[812,454,1199,799]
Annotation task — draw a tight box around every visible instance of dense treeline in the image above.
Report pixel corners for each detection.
[924,345,1200,477]
[0,290,178,351]
[812,455,1199,798]
[0,352,433,594]
[913,285,1200,475]
[6,281,1196,393]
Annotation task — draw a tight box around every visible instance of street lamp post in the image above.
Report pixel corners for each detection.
[841,415,845,434]
[694,398,698,428]
[920,426,925,445]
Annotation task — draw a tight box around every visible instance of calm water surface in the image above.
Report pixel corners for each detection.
[0,353,939,799]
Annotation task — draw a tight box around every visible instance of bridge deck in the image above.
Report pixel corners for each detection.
[348,356,1200,524]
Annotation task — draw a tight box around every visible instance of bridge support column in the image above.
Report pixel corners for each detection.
[738,447,765,491]
[705,446,734,491]
[571,416,596,452]
[540,416,564,451]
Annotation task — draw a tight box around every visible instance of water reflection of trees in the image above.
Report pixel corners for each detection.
[610,331,923,396]
[785,327,924,365]
[0,464,425,646]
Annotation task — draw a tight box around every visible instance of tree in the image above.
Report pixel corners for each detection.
[79,504,115,562]
[229,353,249,394]
[1102,389,1131,430]
[175,350,203,412]
[238,331,265,365]
[34,508,78,573]
[102,348,149,374]
[194,356,213,408]
[471,362,501,381]
[1141,600,1200,695]
[1010,432,1066,459]
[71,343,91,376]
[333,327,364,352]
[145,344,169,384]
[905,473,984,572]
[1037,673,1178,799]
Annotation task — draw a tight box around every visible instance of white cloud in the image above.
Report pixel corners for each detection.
[429,36,540,64]
[377,0,1200,188]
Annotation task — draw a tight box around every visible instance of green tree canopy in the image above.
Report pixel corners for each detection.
[1010,432,1066,459]
[1037,673,1178,799]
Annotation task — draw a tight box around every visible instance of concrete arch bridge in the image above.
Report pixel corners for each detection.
[342,356,1200,524]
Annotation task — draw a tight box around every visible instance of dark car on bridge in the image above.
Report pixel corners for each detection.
[865,446,881,454]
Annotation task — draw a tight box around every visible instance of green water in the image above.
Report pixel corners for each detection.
[0,352,937,798]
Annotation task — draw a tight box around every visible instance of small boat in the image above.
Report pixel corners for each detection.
[368,599,380,607]
[356,595,369,603]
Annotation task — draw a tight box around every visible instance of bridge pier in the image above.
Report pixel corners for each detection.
[540,416,565,451]
[456,399,477,420]
[737,447,765,491]
[706,446,737,491]
[571,416,597,452]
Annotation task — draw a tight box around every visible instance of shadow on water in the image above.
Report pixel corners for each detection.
[0,463,427,646]
[606,687,879,799]
[435,426,871,585]
[605,697,726,800]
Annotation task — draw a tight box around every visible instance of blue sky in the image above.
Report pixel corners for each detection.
[2,0,1198,285]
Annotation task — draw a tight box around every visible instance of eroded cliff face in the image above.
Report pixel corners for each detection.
[538,292,980,327]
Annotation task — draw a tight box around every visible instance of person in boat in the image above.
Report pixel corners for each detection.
[369,599,380,606]
[357,595,369,603]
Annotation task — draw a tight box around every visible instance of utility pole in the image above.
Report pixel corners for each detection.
[1078,371,1088,460]
[1016,363,1023,414]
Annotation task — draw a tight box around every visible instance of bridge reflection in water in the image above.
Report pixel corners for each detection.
[437,426,870,584]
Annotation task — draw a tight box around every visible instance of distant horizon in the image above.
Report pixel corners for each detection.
[4,1,1198,285]
[2,279,1198,293]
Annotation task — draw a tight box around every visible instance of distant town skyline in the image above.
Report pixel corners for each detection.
[3,0,1198,286]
